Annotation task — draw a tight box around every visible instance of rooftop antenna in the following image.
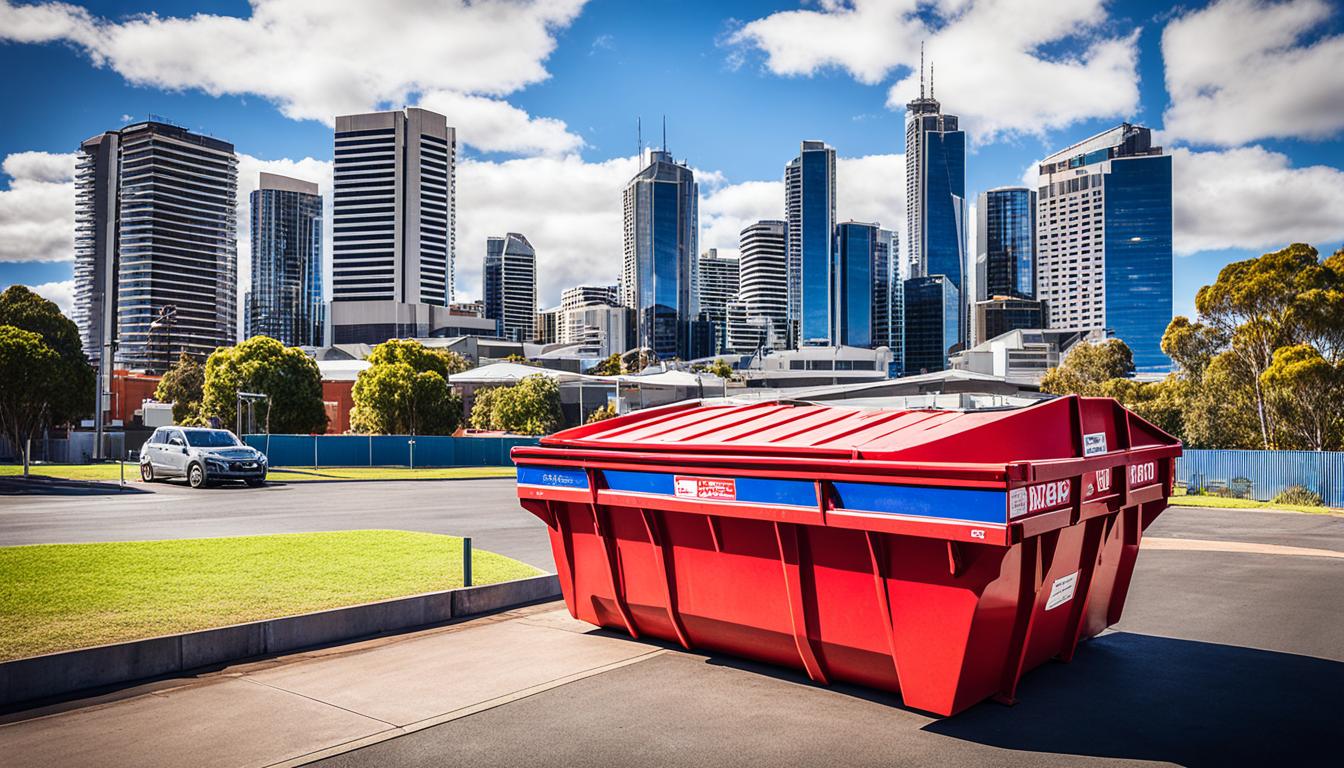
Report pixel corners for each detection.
[930,60,935,99]
[919,42,925,99]
[662,115,667,154]
[637,117,642,168]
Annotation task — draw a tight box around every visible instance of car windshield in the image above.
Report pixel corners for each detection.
[184,430,241,448]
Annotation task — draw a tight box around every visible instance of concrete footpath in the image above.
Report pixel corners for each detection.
[0,604,660,768]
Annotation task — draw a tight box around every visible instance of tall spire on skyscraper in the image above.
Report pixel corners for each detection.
[919,41,925,99]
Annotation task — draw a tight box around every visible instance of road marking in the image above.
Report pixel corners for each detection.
[1145,537,1344,560]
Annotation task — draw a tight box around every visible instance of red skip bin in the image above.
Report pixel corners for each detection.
[513,395,1180,716]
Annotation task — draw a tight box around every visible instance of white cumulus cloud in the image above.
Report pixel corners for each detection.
[729,0,1141,141]
[17,279,77,315]
[1162,0,1344,146]
[0,0,589,155]
[1173,145,1344,255]
[0,151,76,262]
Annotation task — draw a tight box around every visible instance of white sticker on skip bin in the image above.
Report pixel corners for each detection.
[1009,488,1028,518]
[1045,571,1079,611]
[1083,432,1108,456]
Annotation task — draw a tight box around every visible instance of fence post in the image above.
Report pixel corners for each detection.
[463,537,472,587]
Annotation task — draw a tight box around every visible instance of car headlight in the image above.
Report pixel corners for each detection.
[206,458,227,469]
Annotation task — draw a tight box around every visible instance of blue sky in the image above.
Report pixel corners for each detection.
[1,0,1342,318]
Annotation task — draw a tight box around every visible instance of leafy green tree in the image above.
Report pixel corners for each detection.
[1039,339,1135,396]
[1161,317,1225,382]
[365,338,468,378]
[1181,352,1262,449]
[490,375,562,435]
[0,326,61,470]
[591,353,624,376]
[0,285,94,431]
[707,359,734,379]
[350,339,462,435]
[349,363,460,435]
[585,401,618,423]
[503,353,538,367]
[1260,344,1344,451]
[155,352,206,425]
[200,336,327,434]
[1194,243,1335,447]
[468,387,502,430]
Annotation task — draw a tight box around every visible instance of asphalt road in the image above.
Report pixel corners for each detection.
[2,479,1340,765]
[313,504,1343,768]
[0,477,555,570]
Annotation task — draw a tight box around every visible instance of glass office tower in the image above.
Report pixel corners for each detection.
[785,140,836,346]
[976,187,1036,300]
[483,232,537,343]
[248,172,323,346]
[905,77,966,321]
[621,150,699,359]
[729,219,789,353]
[1037,123,1172,371]
[832,221,895,350]
[904,275,960,374]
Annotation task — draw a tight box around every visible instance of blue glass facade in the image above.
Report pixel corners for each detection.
[923,130,966,291]
[903,275,960,374]
[249,177,323,347]
[624,151,698,360]
[1104,154,1173,372]
[833,222,876,348]
[979,187,1035,299]
[787,142,836,346]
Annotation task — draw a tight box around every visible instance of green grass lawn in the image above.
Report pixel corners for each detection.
[0,530,542,661]
[0,462,515,482]
[1169,488,1339,515]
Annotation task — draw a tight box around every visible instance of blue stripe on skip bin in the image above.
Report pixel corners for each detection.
[517,466,590,490]
[831,482,1007,524]
[602,470,817,508]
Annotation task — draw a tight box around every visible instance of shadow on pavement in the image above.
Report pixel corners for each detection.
[0,477,151,496]
[925,631,1341,767]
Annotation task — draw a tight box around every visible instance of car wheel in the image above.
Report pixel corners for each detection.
[188,463,206,489]
[140,463,155,482]
[245,478,265,487]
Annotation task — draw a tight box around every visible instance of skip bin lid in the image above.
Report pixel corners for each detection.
[541,395,1178,465]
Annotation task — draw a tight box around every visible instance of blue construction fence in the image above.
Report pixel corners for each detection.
[243,434,541,468]
[1177,449,1344,507]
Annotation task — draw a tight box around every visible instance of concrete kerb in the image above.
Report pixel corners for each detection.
[0,574,560,709]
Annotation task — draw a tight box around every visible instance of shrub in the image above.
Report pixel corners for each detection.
[1271,485,1324,507]
[586,402,617,423]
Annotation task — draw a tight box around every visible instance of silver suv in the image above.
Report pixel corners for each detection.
[139,427,268,488]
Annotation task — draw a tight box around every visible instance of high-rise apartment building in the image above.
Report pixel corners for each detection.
[904,71,966,344]
[904,275,960,374]
[74,121,238,375]
[329,108,458,343]
[1036,123,1172,371]
[621,150,699,359]
[727,219,788,353]
[483,233,537,342]
[785,141,837,346]
[697,248,740,353]
[560,285,619,311]
[247,173,323,347]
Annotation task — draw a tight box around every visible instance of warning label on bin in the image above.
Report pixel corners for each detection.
[1045,571,1079,611]
[674,476,737,501]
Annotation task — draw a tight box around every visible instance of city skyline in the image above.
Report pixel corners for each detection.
[1,0,1342,327]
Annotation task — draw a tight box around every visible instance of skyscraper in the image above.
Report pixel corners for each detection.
[483,233,537,343]
[1036,123,1172,371]
[248,173,323,347]
[876,227,901,368]
[74,121,238,375]
[971,186,1046,346]
[697,249,740,353]
[728,219,788,353]
[329,108,458,343]
[904,275,960,374]
[832,221,886,348]
[785,141,837,346]
[904,65,966,342]
[621,150,698,359]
